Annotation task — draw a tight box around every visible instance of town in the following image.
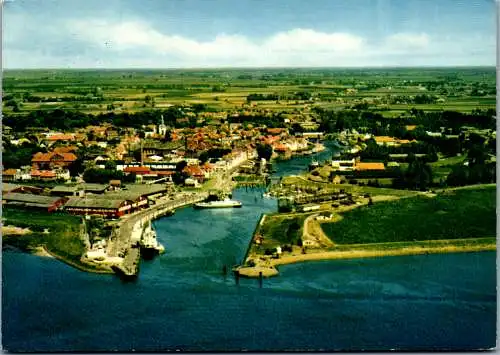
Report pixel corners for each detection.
[2,67,496,278]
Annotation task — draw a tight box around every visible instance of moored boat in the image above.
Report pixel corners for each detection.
[194,198,242,209]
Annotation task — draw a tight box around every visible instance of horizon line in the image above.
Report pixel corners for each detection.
[3,65,496,71]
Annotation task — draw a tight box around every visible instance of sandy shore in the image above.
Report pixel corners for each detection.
[32,246,54,258]
[244,242,496,277]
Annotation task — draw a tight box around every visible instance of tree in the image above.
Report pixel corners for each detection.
[467,144,487,167]
[406,159,433,191]
[256,144,273,161]
[104,160,117,171]
[176,160,187,172]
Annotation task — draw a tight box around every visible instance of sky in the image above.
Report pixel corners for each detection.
[3,0,497,68]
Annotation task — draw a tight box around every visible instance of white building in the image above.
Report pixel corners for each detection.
[331,158,356,171]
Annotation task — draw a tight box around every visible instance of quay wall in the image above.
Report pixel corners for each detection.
[110,193,209,278]
[240,213,266,266]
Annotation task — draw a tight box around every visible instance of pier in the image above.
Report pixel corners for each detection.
[106,192,209,279]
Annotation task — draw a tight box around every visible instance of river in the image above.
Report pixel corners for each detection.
[2,142,496,351]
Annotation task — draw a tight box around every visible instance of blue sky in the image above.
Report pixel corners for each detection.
[3,0,496,68]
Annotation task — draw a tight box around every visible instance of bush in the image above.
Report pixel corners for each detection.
[247,259,256,267]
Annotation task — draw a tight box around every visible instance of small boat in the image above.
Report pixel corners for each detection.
[194,198,242,209]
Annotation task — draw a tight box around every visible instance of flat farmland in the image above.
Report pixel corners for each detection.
[3,67,495,115]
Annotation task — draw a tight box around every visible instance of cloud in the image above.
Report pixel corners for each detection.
[385,32,430,49]
[3,16,495,68]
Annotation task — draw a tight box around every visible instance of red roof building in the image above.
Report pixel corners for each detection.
[183,165,206,183]
[32,152,77,170]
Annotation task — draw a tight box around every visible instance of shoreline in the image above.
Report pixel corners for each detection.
[239,240,496,278]
[40,246,115,274]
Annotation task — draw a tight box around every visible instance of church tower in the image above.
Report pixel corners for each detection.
[158,115,167,136]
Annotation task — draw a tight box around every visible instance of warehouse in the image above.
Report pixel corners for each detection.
[64,197,133,218]
[3,192,66,212]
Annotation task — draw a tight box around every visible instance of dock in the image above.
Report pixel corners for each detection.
[111,247,140,280]
[108,192,209,279]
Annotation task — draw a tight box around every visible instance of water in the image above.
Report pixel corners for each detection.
[2,143,497,351]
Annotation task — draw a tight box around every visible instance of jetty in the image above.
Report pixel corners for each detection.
[106,192,209,279]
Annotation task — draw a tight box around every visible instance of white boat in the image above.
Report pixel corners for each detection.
[194,198,242,209]
[139,222,165,259]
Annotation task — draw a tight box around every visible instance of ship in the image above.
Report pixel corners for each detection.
[139,221,165,260]
[194,198,243,209]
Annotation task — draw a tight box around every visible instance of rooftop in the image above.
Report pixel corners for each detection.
[3,192,63,206]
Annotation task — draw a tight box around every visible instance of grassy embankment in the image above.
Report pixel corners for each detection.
[241,185,495,276]
[321,185,496,244]
[1,208,107,272]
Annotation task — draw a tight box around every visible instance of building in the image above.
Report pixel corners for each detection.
[121,184,170,201]
[331,158,356,171]
[183,165,206,183]
[30,170,57,181]
[32,152,77,170]
[2,183,43,195]
[374,136,417,146]
[50,185,85,197]
[158,115,168,136]
[64,197,132,218]
[355,162,385,171]
[80,183,109,194]
[2,169,18,182]
[3,192,66,212]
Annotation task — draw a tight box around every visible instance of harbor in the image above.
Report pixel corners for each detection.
[83,191,209,278]
[3,141,496,352]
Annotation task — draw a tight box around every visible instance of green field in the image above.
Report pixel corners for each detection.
[255,213,310,251]
[2,208,85,262]
[321,186,496,244]
[3,67,496,116]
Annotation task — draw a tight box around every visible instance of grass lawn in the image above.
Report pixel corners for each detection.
[321,186,496,244]
[257,213,309,249]
[2,207,85,262]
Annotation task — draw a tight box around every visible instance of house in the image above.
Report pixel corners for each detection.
[183,165,206,183]
[64,197,133,218]
[2,169,18,182]
[32,152,77,170]
[2,192,66,212]
[31,170,57,181]
[44,134,76,144]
